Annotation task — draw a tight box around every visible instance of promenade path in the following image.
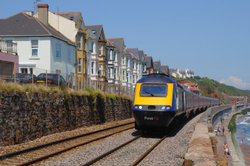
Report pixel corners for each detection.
[215,108,246,166]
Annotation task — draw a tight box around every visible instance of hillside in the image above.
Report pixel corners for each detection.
[178,76,250,104]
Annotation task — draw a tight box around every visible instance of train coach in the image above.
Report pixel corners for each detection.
[132,73,220,130]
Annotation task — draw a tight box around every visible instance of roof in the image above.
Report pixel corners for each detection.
[106,39,115,47]
[125,49,133,58]
[137,73,176,83]
[0,13,75,46]
[143,55,153,68]
[138,50,145,61]
[86,29,97,40]
[127,48,139,59]
[107,38,125,52]
[55,12,82,22]
[159,65,169,75]
[86,25,106,42]
[153,61,161,71]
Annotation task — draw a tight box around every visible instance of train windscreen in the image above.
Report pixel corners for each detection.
[140,84,167,97]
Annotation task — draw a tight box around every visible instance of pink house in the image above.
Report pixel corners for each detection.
[0,40,18,76]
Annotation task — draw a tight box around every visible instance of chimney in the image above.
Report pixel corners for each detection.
[37,4,49,25]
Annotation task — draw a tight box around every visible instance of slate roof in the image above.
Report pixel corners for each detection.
[138,50,145,61]
[159,65,169,75]
[107,38,125,52]
[127,48,139,59]
[86,28,97,40]
[143,55,153,68]
[153,60,161,71]
[86,25,105,42]
[106,39,115,48]
[55,12,82,22]
[0,13,74,46]
[125,49,133,58]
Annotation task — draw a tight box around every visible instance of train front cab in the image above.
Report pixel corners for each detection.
[132,82,177,130]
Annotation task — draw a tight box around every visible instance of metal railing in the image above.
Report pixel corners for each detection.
[0,73,134,96]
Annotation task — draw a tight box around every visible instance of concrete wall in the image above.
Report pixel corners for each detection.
[0,91,132,146]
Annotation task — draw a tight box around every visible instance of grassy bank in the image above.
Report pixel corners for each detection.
[0,81,132,100]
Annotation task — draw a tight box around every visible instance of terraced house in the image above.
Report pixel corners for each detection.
[46,11,88,89]
[86,25,107,84]
[127,48,144,89]
[107,38,124,87]
[106,39,116,85]
[108,38,128,89]
[0,4,76,83]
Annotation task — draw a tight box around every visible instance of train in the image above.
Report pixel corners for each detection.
[132,73,220,130]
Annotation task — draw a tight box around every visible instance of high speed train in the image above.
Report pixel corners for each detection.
[132,73,219,130]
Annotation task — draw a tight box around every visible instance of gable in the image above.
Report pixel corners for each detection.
[99,28,106,42]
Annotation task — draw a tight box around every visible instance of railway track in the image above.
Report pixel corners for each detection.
[0,121,134,166]
[83,116,190,166]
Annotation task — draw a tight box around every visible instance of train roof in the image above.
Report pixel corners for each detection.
[137,73,177,83]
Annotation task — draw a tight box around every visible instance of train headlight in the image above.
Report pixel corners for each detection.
[160,106,171,111]
[161,106,166,110]
[133,105,143,110]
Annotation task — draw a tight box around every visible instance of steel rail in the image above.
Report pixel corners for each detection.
[83,136,141,166]
[0,121,134,166]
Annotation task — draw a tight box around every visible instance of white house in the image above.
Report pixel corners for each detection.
[0,4,76,82]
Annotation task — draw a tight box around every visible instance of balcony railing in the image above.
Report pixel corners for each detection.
[0,40,17,55]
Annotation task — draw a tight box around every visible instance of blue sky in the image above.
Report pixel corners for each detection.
[1,0,250,90]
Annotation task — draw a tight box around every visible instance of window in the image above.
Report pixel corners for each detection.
[91,62,95,74]
[77,34,82,49]
[109,50,113,60]
[122,56,126,65]
[123,70,125,81]
[99,65,103,76]
[133,61,136,70]
[31,40,38,57]
[56,43,61,57]
[89,41,95,53]
[127,59,130,68]
[78,58,82,73]
[114,53,117,62]
[108,68,111,78]
[140,84,167,97]
[114,68,117,80]
[110,68,114,78]
[126,72,129,82]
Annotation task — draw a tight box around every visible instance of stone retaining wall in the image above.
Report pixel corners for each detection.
[0,91,132,146]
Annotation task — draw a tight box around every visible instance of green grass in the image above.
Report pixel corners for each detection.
[177,76,250,104]
[0,81,131,100]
